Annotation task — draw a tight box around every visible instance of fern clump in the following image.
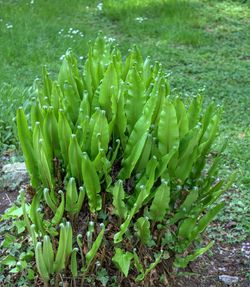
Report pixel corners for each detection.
[17,35,234,286]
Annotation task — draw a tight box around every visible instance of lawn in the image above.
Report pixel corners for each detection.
[0,0,249,285]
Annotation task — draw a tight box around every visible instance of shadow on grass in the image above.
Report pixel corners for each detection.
[102,0,207,47]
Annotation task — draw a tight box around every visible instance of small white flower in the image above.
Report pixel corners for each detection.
[0,19,3,22]
[72,29,79,35]
[107,37,116,43]
[58,28,64,35]
[79,56,84,60]
[60,55,65,61]
[97,2,103,11]
[6,23,13,29]
[30,0,34,4]
[135,17,147,23]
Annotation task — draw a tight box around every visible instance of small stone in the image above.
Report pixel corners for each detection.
[241,242,250,259]
[219,275,239,285]
[218,267,227,272]
[1,162,29,192]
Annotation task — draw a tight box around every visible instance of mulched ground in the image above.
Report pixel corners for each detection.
[175,241,250,287]
[0,152,249,287]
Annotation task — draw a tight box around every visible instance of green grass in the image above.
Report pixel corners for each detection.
[0,0,249,242]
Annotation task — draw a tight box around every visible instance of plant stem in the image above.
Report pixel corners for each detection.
[119,272,124,285]
[99,245,106,266]
[80,274,85,287]
[157,229,164,246]
[55,273,60,287]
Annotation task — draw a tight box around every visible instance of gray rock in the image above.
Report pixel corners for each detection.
[219,275,239,285]
[1,162,29,192]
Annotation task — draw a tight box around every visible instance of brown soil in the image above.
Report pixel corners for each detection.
[0,151,20,214]
[174,241,250,287]
[0,189,19,214]
[0,153,249,287]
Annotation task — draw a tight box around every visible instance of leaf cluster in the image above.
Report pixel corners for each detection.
[15,34,234,285]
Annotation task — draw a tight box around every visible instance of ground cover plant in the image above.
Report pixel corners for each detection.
[12,35,235,286]
[0,0,249,286]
